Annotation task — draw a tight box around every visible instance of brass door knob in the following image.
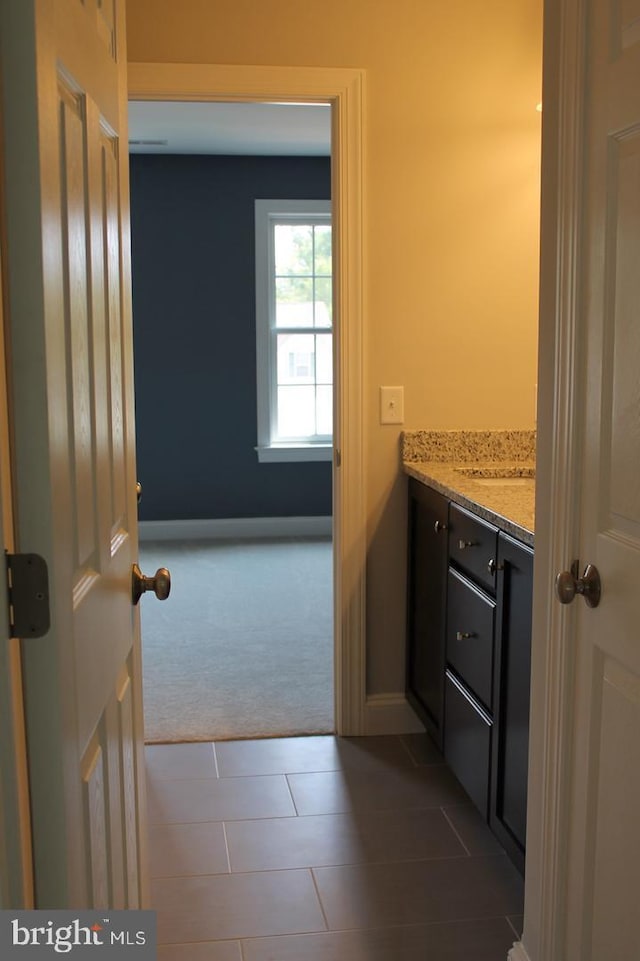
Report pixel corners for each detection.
[132,564,171,605]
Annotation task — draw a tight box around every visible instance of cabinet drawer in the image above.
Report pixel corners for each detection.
[444,670,492,818]
[447,568,495,710]
[448,503,498,593]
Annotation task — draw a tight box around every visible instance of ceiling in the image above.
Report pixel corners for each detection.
[128,101,331,156]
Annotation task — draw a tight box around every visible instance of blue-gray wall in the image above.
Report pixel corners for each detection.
[130,154,332,522]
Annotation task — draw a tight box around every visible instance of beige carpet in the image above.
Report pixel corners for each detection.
[139,537,333,742]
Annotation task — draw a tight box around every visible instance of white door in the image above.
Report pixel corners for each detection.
[531,0,640,958]
[564,2,640,955]
[0,0,149,908]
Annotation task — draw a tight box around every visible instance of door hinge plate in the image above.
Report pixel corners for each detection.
[6,552,50,638]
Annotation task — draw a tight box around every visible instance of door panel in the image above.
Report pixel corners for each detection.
[0,0,146,908]
[618,0,640,50]
[590,655,640,960]
[82,739,109,908]
[607,132,640,530]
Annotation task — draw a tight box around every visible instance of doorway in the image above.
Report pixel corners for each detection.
[126,61,367,737]
[128,99,334,742]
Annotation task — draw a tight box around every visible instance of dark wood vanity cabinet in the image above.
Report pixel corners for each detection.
[407,481,533,873]
[406,479,449,750]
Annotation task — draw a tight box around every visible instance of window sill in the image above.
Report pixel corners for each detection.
[256,444,333,463]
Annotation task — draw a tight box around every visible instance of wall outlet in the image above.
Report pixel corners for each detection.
[380,386,404,425]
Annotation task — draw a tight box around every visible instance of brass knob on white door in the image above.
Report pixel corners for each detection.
[555,561,601,608]
[132,564,171,605]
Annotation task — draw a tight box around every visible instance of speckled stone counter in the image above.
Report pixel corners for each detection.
[402,430,536,546]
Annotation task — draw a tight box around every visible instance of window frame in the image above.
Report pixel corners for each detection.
[255,198,333,463]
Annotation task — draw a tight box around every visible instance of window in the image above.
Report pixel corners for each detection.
[255,199,332,462]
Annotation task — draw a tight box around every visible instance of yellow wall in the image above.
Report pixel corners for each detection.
[126,0,542,697]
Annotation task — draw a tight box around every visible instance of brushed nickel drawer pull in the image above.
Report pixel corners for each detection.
[456,631,476,641]
[458,539,476,550]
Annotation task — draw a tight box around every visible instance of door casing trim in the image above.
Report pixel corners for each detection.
[127,62,367,735]
[516,0,587,958]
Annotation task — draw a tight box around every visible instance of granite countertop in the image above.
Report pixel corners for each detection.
[402,430,536,546]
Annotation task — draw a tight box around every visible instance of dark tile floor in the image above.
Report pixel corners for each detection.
[146,734,523,960]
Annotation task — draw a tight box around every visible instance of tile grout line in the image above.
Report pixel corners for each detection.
[196,767,345,779]
[194,805,471,826]
[211,741,220,778]
[157,913,519,949]
[236,913,525,949]
[441,806,472,856]
[398,732,419,767]
[506,914,523,938]
[147,800,485,827]
[309,868,331,932]
[238,935,247,961]
[149,850,491,882]
[147,771,310,785]
[221,820,233,874]
[283,773,300,816]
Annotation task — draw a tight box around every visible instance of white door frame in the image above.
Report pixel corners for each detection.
[510,1,587,959]
[127,62,367,736]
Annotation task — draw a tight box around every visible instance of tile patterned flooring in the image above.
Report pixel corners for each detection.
[146,734,524,960]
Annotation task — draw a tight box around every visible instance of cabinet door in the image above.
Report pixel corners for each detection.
[406,479,448,749]
[490,532,534,873]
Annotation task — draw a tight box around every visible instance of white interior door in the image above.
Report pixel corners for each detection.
[0,0,148,908]
[562,2,640,956]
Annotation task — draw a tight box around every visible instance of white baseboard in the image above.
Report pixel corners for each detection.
[364,693,426,735]
[138,515,333,542]
[508,942,532,961]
